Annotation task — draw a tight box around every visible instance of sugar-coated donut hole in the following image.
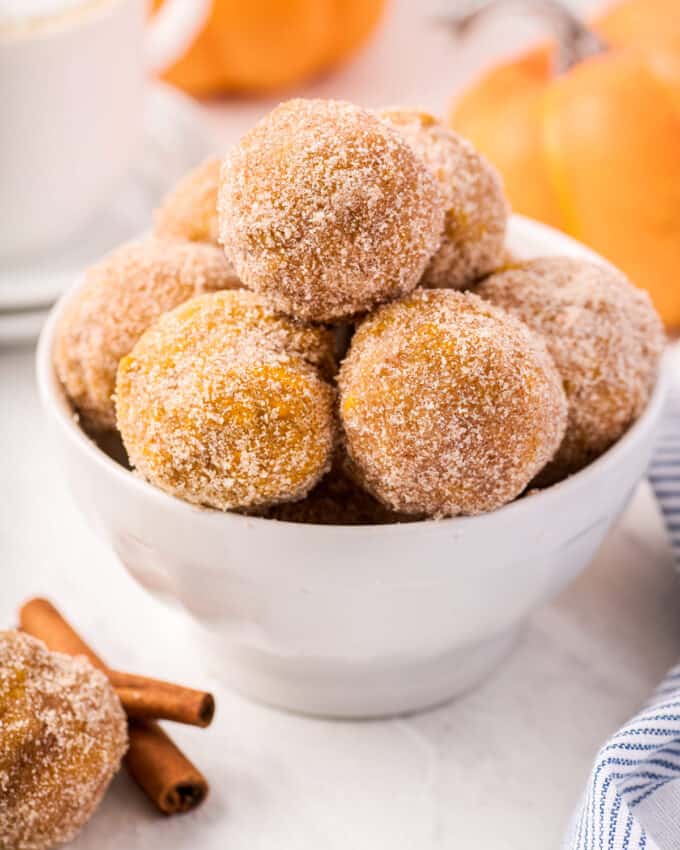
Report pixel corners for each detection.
[476,256,666,484]
[0,631,127,850]
[378,107,509,289]
[154,156,223,245]
[218,98,446,322]
[115,291,337,511]
[339,289,568,517]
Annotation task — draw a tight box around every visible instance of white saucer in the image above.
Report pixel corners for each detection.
[0,308,50,347]
[0,82,216,322]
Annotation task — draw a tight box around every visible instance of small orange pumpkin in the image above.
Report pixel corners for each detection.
[593,0,680,58]
[152,0,386,97]
[449,0,680,327]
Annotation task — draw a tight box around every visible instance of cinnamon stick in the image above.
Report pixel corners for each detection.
[19,599,214,727]
[125,721,208,814]
[109,671,215,728]
[19,597,209,815]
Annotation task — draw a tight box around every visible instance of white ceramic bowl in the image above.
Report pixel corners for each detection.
[36,216,668,718]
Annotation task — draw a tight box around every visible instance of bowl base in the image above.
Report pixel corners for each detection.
[207,627,521,719]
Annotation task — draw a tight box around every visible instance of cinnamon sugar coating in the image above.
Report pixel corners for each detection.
[158,287,338,379]
[154,156,223,245]
[378,108,508,289]
[54,238,241,432]
[116,291,336,511]
[339,289,567,517]
[0,631,127,850]
[477,257,665,484]
[263,456,417,525]
[218,99,445,322]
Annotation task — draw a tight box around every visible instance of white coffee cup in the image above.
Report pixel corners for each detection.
[0,0,210,259]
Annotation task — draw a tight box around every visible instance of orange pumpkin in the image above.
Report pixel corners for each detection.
[450,1,680,327]
[152,0,386,97]
[593,0,680,57]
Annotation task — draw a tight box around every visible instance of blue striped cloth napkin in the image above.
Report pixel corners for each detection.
[565,385,680,850]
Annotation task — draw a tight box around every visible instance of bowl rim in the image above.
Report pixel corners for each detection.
[36,215,670,536]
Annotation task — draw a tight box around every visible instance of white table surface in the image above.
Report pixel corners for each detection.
[2,2,680,848]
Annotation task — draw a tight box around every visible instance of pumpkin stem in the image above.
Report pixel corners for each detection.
[436,0,607,73]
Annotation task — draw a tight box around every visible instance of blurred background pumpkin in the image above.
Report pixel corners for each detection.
[449,0,680,327]
[151,0,386,96]
[593,0,680,57]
